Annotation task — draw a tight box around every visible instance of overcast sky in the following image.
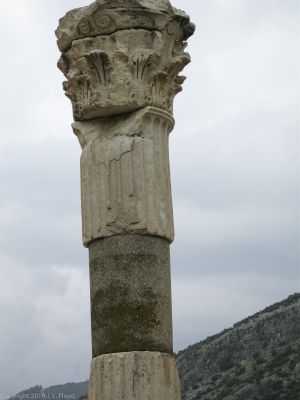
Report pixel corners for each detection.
[0,0,299,395]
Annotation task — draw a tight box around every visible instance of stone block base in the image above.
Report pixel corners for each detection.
[88,351,181,400]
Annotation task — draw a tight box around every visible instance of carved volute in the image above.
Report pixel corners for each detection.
[56,0,195,120]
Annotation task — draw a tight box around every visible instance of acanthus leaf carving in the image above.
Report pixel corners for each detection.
[64,72,98,120]
[57,1,195,120]
[151,72,169,110]
[85,51,111,85]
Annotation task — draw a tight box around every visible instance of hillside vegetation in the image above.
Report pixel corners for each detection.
[176,293,300,400]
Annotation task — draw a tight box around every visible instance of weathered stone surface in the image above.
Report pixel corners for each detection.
[56,0,195,119]
[89,235,173,357]
[73,107,175,247]
[56,0,195,52]
[88,351,181,400]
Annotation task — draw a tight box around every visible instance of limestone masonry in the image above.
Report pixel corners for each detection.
[56,0,194,398]
[89,352,181,400]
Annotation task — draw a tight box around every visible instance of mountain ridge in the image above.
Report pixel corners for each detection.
[177,293,300,400]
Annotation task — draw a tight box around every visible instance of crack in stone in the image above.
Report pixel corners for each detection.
[90,135,139,165]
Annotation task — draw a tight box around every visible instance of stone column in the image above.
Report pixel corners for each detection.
[56,1,194,399]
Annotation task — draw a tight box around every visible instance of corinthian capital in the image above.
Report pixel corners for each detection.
[56,0,195,120]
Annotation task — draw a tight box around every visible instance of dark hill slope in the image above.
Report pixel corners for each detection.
[176,293,300,400]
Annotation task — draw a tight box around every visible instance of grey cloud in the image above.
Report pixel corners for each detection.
[0,139,86,268]
[0,261,91,394]
[172,272,298,351]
